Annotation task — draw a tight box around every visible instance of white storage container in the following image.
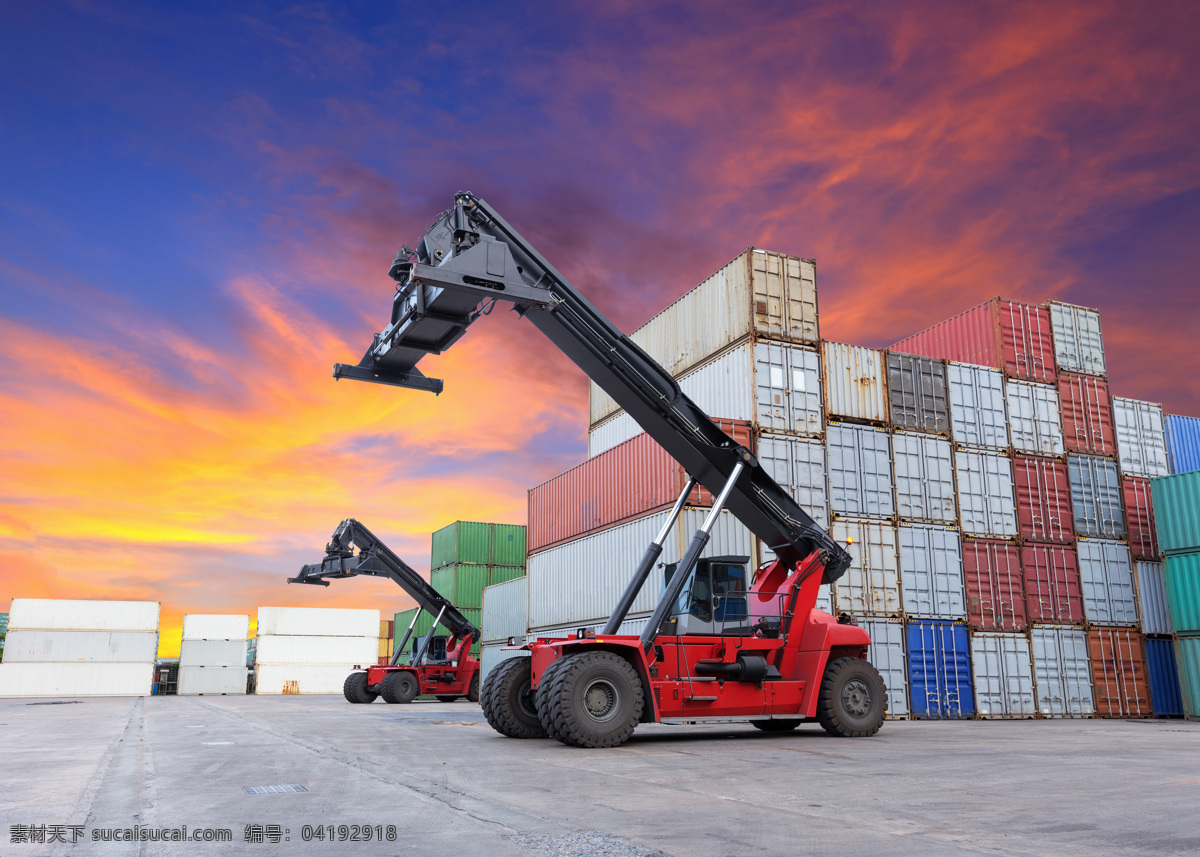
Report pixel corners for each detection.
[955,450,1018,538]
[254,635,379,665]
[898,524,966,619]
[822,342,888,423]
[255,607,380,638]
[481,577,528,644]
[178,666,247,696]
[480,645,527,686]
[859,617,909,717]
[182,614,250,641]
[830,520,900,616]
[0,662,153,697]
[1112,397,1170,478]
[0,630,158,663]
[1076,539,1138,626]
[1135,562,1171,636]
[971,632,1036,718]
[254,664,356,695]
[8,599,160,633]
[1006,380,1065,456]
[1049,301,1106,376]
[1030,625,1096,717]
[827,423,895,519]
[179,639,250,668]
[892,432,957,523]
[947,363,1009,450]
[757,433,829,528]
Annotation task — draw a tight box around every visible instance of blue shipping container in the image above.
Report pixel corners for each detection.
[1145,637,1183,716]
[907,620,975,718]
[1166,414,1200,475]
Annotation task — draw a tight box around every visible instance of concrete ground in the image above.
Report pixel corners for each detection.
[0,696,1198,857]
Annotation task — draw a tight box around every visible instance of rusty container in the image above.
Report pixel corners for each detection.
[1022,543,1085,624]
[1012,455,1074,543]
[1122,477,1159,560]
[962,539,1026,631]
[1087,627,1152,717]
[1059,373,1115,456]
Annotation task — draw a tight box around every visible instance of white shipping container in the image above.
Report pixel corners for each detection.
[892,432,957,523]
[254,663,357,695]
[859,617,910,718]
[827,423,895,519]
[1076,539,1139,626]
[0,662,152,697]
[480,644,528,686]
[177,666,247,696]
[1030,625,1096,717]
[948,363,1009,450]
[256,607,380,638]
[830,520,900,616]
[1006,380,1065,456]
[481,577,528,644]
[898,524,966,619]
[955,450,1018,538]
[179,639,249,668]
[971,633,1036,718]
[758,433,829,529]
[1049,301,1106,376]
[1135,562,1171,636]
[822,342,888,423]
[1112,397,1170,478]
[182,614,250,641]
[8,599,160,633]
[255,635,379,665]
[588,248,819,425]
[0,630,158,663]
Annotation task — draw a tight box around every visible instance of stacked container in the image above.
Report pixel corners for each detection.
[430,521,526,610]
[378,620,395,666]
[178,614,249,695]
[253,607,379,694]
[1152,470,1200,719]
[480,577,529,683]
[0,599,159,697]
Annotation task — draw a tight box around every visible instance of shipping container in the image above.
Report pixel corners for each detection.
[177,666,247,696]
[1068,455,1126,540]
[253,664,357,695]
[906,620,974,719]
[1164,552,1200,633]
[380,619,394,638]
[480,644,527,685]
[947,363,1009,450]
[255,607,380,638]
[830,520,900,616]
[481,577,528,644]
[885,352,949,434]
[179,639,249,668]
[255,635,379,666]
[1176,635,1200,721]
[1112,398,1170,478]
[955,450,1018,538]
[7,599,160,633]
[827,424,894,519]
[431,564,490,609]
[1048,301,1106,377]
[1150,470,1200,555]
[181,614,250,641]
[489,567,525,586]
[1122,478,1158,560]
[587,248,820,425]
[431,522,526,569]
[0,662,153,697]
[1059,373,1115,456]
[1023,543,1085,624]
[1077,540,1138,627]
[757,433,829,529]
[962,539,1026,631]
[0,630,158,663]
[1135,563,1172,636]
[823,342,888,424]
[858,617,909,718]
[1030,625,1096,717]
[898,524,966,619]
[1144,637,1183,716]
[1087,628,1151,717]
[1006,380,1065,457]
[889,299,1056,383]
[892,433,957,523]
[1165,414,1200,474]
[1012,456,1074,543]
[971,632,1037,718]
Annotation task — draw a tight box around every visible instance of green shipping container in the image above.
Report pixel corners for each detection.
[1164,552,1200,633]
[1151,471,1200,555]
[430,522,527,569]
[393,608,482,661]
[1174,634,1200,721]
[488,566,526,586]
[431,564,490,608]
[491,525,527,568]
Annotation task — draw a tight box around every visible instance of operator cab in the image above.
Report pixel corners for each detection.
[660,556,752,636]
[411,634,449,665]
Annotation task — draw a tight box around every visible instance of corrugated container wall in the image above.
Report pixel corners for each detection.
[886,352,949,433]
[955,450,1018,538]
[907,620,974,719]
[1023,544,1085,624]
[180,640,248,668]
[1059,374,1115,456]
[827,424,895,519]
[1076,540,1138,626]
[178,667,247,696]
[858,617,909,718]
[1087,628,1151,717]
[431,564,491,609]
[963,539,1026,631]
[757,433,830,529]
[431,522,526,569]
[830,520,900,616]
[182,614,250,641]
[1,630,158,663]
[1150,470,1200,555]
[1112,398,1170,478]
[588,248,819,425]
[1048,301,1106,377]
[1176,636,1200,721]
[0,662,153,697]
[481,577,528,644]
[1122,478,1159,559]
[1134,562,1171,635]
[897,524,966,619]
[947,363,1009,450]
[971,632,1037,718]
[254,664,356,695]
[256,607,379,638]
[1165,414,1200,474]
[1006,380,1065,456]
[1013,456,1074,543]
[1068,455,1126,540]
[1144,637,1183,717]
[892,433,957,523]
[255,636,379,666]
[823,342,888,423]
[8,599,160,632]
[1030,625,1095,717]
[1164,552,1200,633]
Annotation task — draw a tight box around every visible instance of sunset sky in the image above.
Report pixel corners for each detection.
[2,2,1198,656]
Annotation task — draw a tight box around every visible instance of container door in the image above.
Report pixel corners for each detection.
[971,634,1005,717]
[861,618,909,717]
[948,364,1009,450]
[754,342,792,432]
[1000,634,1036,717]
[1032,628,1068,716]
[787,345,823,436]
[1059,628,1096,717]
[831,521,900,615]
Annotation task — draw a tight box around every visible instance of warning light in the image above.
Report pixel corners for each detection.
[846,537,854,545]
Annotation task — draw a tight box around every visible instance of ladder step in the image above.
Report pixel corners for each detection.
[684,676,718,683]
[686,696,718,702]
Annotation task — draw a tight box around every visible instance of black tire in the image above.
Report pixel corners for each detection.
[481,657,545,739]
[342,672,377,704]
[750,719,801,732]
[817,657,886,738]
[466,675,480,704]
[542,651,643,748]
[435,695,458,703]
[535,655,575,742]
[381,670,419,704]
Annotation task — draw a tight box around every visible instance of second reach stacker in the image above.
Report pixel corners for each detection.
[331,192,886,747]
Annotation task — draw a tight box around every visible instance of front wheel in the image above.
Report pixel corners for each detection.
[466,675,480,704]
[342,672,377,704]
[817,657,886,737]
[541,651,643,748]
[381,671,418,704]
[480,657,545,738]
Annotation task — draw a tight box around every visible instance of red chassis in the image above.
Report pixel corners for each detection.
[343,636,481,704]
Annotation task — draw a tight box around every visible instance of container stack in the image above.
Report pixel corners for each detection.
[0,599,159,697]
[0,611,8,658]
[252,607,379,694]
[378,620,395,665]
[479,576,529,683]
[1151,470,1200,720]
[178,614,249,695]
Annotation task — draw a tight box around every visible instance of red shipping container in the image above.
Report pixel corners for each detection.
[890,298,1056,383]
[962,539,1026,631]
[1059,372,1115,456]
[1022,543,1084,624]
[1012,455,1074,543]
[1087,627,1152,717]
[1122,478,1158,559]
[527,419,754,553]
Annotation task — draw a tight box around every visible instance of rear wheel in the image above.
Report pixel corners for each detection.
[481,657,545,739]
[466,675,480,704]
[342,672,377,704]
[817,657,886,738]
[750,719,801,732]
[542,651,643,748]
[381,670,419,704]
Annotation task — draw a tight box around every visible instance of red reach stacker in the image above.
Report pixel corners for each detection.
[331,192,886,747]
[290,519,481,705]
